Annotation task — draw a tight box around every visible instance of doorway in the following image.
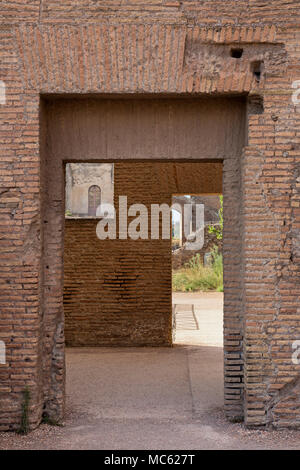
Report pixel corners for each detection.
[172,194,223,348]
[41,96,246,423]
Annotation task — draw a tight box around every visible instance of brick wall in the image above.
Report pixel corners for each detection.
[0,0,299,431]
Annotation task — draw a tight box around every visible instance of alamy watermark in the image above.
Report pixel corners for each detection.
[0,341,5,365]
[289,82,300,366]
[291,80,300,106]
[0,83,7,363]
[95,196,205,250]
[0,80,6,105]
[292,341,300,365]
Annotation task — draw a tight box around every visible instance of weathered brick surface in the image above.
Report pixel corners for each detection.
[0,1,299,430]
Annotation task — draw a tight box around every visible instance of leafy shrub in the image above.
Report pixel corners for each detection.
[172,246,223,292]
[208,195,223,240]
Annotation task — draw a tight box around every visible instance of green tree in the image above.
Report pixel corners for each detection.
[208,195,223,240]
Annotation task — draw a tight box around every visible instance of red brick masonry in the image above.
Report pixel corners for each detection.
[0,1,299,430]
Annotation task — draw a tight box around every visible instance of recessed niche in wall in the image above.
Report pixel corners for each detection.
[230,48,243,59]
[65,163,114,218]
[251,60,263,81]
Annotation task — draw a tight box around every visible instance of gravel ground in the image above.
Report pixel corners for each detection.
[0,406,300,450]
[0,346,300,450]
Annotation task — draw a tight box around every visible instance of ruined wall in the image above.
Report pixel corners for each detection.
[172,227,222,270]
[0,0,299,431]
[63,162,222,347]
[2,1,300,26]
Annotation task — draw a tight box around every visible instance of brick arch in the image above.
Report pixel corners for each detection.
[14,24,281,95]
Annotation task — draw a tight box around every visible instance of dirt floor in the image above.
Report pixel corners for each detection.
[1,293,300,450]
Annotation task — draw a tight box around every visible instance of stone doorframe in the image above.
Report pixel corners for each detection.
[40,96,247,424]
